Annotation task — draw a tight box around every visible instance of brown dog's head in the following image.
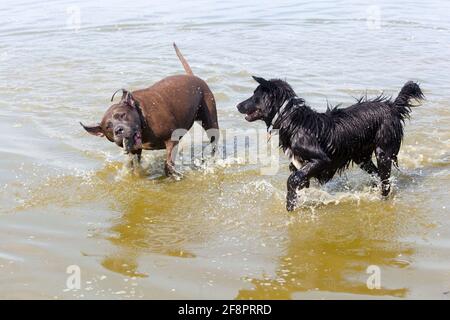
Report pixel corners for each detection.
[80,89,143,154]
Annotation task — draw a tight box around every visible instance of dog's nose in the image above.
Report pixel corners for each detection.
[114,126,124,135]
[237,103,247,114]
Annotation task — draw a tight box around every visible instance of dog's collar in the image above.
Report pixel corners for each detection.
[267,97,295,135]
[133,101,149,135]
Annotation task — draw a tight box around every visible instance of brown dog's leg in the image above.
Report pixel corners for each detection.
[164,141,182,178]
[198,87,220,158]
[126,149,143,175]
[133,149,142,164]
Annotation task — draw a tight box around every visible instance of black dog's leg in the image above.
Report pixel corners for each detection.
[360,159,379,176]
[359,158,379,187]
[375,147,393,196]
[289,162,311,187]
[286,171,308,212]
[289,162,297,172]
[286,160,324,211]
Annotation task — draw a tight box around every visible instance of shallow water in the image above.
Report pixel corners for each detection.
[0,0,449,299]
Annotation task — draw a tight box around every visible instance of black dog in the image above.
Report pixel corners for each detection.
[237,76,424,211]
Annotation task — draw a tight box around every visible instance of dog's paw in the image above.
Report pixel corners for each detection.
[164,163,183,178]
[166,167,183,180]
[171,171,183,181]
[286,202,295,212]
[369,178,378,188]
[286,191,298,212]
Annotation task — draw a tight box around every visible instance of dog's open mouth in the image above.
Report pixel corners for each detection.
[244,109,263,122]
[123,131,143,154]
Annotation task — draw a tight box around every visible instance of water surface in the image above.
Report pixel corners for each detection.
[0,0,449,299]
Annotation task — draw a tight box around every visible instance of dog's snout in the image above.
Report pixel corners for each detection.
[237,102,246,114]
[114,126,124,136]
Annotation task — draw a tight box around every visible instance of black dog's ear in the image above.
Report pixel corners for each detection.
[252,76,272,89]
[80,122,104,137]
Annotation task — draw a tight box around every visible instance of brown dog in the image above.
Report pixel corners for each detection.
[81,43,219,176]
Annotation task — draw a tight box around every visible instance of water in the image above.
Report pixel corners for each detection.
[0,0,449,299]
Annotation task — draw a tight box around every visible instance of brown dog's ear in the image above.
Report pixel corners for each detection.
[252,76,271,89]
[80,122,104,137]
[111,88,128,102]
[111,89,139,108]
[124,91,140,108]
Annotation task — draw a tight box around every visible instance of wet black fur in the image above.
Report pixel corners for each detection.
[236,77,424,211]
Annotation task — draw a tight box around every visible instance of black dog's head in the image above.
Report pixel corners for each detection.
[236,76,297,126]
[80,89,143,154]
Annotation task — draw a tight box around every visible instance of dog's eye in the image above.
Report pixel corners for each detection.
[114,113,127,120]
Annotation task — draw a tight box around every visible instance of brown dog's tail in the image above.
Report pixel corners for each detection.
[173,43,194,76]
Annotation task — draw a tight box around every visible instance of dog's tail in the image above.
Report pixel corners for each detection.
[395,81,424,106]
[393,81,424,120]
[173,43,194,76]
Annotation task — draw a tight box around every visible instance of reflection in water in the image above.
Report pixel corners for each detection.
[237,202,414,299]
[102,190,198,278]
[15,158,427,299]
[16,160,205,278]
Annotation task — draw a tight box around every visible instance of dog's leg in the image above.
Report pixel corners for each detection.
[125,150,144,176]
[289,162,297,172]
[286,160,324,211]
[164,141,182,178]
[125,150,140,169]
[198,88,219,159]
[375,147,393,196]
[286,171,309,211]
[131,149,144,175]
[360,159,379,176]
[359,158,380,187]
[289,163,310,187]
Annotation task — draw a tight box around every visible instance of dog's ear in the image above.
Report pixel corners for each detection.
[111,89,140,108]
[111,88,128,102]
[252,76,272,89]
[124,91,140,108]
[80,122,104,137]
